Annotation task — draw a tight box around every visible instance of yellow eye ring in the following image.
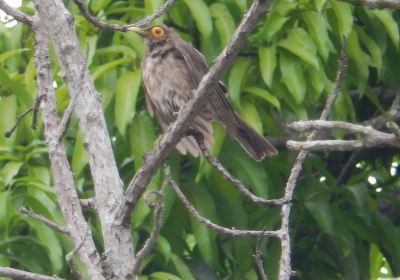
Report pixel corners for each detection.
[150,26,165,37]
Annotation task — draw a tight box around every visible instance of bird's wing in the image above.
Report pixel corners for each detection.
[176,41,238,134]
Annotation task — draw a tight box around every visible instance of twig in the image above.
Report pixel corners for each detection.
[72,0,176,31]
[336,150,363,185]
[279,39,348,280]
[337,0,400,9]
[0,0,32,26]
[4,107,33,138]
[31,94,42,129]
[117,0,272,225]
[254,237,268,280]
[166,168,281,238]
[191,130,288,206]
[0,267,62,280]
[20,207,69,234]
[65,227,91,280]
[132,181,166,274]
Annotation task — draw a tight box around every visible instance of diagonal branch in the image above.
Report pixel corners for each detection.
[20,207,69,234]
[132,182,166,274]
[279,39,348,280]
[0,267,62,280]
[72,0,176,31]
[116,0,272,225]
[192,131,288,206]
[0,0,32,25]
[166,168,281,238]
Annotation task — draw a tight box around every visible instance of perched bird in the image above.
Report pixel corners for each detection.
[128,25,277,161]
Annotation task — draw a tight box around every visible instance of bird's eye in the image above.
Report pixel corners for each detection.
[150,26,165,37]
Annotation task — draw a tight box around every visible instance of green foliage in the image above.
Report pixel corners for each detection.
[1,0,400,279]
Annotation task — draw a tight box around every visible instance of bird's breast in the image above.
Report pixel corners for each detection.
[142,52,194,114]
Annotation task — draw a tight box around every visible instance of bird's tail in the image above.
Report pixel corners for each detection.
[230,114,277,161]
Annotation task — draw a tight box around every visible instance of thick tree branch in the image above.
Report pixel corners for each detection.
[35,1,136,278]
[279,39,348,280]
[337,0,400,9]
[20,207,69,234]
[117,0,272,225]
[166,168,281,238]
[0,0,32,25]
[0,267,62,280]
[72,0,176,31]
[31,14,104,280]
[192,131,288,205]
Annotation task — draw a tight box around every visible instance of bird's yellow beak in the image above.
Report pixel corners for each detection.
[127,26,147,37]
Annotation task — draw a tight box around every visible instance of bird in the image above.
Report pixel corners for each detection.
[128,25,277,161]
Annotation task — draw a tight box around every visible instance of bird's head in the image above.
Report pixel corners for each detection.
[127,25,170,46]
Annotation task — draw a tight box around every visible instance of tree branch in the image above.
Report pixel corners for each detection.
[279,39,348,280]
[254,238,268,280]
[337,0,400,9]
[166,168,281,238]
[132,183,166,274]
[31,14,105,280]
[192,131,288,205]
[34,1,136,277]
[0,0,32,26]
[287,120,400,150]
[20,207,69,234]
[117,0,272,225]
[0,267,62,280]
[72,0,176,31]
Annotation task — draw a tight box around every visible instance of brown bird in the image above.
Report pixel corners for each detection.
[128,25,277,161]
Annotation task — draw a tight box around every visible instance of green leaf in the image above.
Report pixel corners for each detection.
[242,87,280,111]
[171,254,196,280]
[0,48,29,64]
[356,26,382,73]
[115,70,141,136]
[262,12,290,41]
[156,235,172,263]
[0,191,10,232]
[129,112,156,169]
[371,10,399,48]
[347,29,370,90]
[278,28,319,69]
[279,51,306,104]
[304,190,334,235]
[90,0,112,13]
[91,57,131,81]
[239,102,263,134]
[307,67,328,101]
[182,0,213,40]
[0,95,17,145]
[234,0,247,12]
[303,11,334,61]
[71,130,89,175]
[0,68,33,106]
[1,161,23,186]
[228,57,251,108]
[150,272,181,280]
[330,1,353,38]
[258,46,277,87]
[96,45,137,60]
[210,3,235,46]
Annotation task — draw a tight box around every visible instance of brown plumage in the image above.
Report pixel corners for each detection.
[128,25,277,161]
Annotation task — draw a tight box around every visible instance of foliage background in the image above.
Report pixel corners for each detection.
[0,0,400,279]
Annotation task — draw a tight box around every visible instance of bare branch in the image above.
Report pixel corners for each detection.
[254,238,268,280]
[279,39,348,280]
[0,267,62,280]
[65,227,91,280]
[20,207,69,234]
[31,14,104,279]
[166,168,281,238]
[192,131,288,206]
[132,183,166,274]
[337,0,400,9]
[72,0,176,31]
[0,0,32,25]
[117,0,272,225]
[287,120,400,150]
[4,107,33,138]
